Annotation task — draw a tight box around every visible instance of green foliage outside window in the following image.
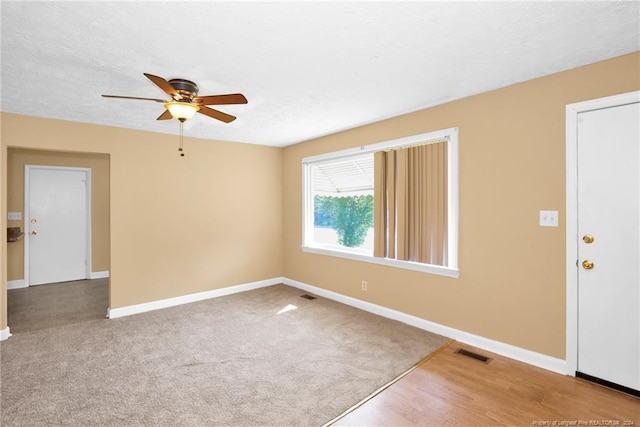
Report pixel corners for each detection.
[314,195,374,247]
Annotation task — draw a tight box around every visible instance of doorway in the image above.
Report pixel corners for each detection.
[566,91,640,394]
[5,148,111,334]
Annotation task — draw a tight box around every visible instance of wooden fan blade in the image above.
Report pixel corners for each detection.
[197,106,236,123]
[193,93,248,106]
[156,110,173,120]
[102,94,166,103]
[143,73,179,99]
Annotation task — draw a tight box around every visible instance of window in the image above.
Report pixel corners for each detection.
[307,154,375,254]
[302,128,458,277]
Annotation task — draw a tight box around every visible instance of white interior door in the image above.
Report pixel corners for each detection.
[26,166,90,286]
[577,101,640,391]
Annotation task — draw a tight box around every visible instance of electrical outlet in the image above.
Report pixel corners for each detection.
[7,212,21,221]
[361,281,367,291]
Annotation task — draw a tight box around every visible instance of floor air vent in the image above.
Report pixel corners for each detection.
[300,294,317,300]
[454,348,491,364]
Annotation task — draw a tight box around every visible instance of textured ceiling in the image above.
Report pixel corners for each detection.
[1,1,639,147]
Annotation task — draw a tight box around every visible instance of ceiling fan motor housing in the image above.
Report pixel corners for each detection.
[169,79,199,101]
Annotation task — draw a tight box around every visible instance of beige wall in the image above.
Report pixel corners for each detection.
[1,53,638,356]
[0,116,283,330]
[282,52,640,360]
[6,149,110,281]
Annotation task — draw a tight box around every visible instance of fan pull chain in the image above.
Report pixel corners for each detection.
[178,120,185,157]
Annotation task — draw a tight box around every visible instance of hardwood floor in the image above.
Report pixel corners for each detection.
[333,342,639,426]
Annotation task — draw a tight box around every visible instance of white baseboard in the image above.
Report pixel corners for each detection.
[0,326,11,341]
[6,274,108,288]
[90,271,110,280]
[104,275,567,375]
[6,279,27,290]
[282,277,568,375]
[108,277,283,319]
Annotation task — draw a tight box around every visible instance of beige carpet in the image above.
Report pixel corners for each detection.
[1,284,449,426]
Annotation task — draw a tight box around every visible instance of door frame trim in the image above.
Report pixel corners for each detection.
[565,90,640,375]
[24,165,92,286]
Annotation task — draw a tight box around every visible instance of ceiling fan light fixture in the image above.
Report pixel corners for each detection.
[165,101,200,121]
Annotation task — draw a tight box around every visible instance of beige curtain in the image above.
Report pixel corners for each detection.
[374,140,448,265]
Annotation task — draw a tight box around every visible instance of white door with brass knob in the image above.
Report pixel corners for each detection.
[574,97,640,392]
[25,166,90,286]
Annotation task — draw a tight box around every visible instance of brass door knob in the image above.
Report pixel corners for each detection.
[582,234,594,244]
[582,260,594,270]
[31,230,38,236]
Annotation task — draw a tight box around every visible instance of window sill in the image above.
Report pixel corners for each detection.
[301,245,460,278]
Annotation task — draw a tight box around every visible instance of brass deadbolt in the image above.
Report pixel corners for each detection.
[582,234,594,244]
[582,260,594,270]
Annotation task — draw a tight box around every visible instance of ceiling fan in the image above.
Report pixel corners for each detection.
[102,73,248,123]
[103,73,248,157]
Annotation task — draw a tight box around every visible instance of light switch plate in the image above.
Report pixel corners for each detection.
[539,210,558,227]
[7,212,21,221]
